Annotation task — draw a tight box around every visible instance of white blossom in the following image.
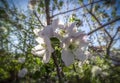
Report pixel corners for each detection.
[18,57,25,63]
[18,68,28,78]
[78,61,82,67]
[91,66,102,77]
[32,19,89,65]
[101,72,109,77]
[61,22,89,66]
[32,19,64,63]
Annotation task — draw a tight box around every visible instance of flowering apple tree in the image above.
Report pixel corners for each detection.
[0,0,120,83]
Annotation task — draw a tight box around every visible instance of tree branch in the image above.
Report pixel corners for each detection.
[52,52,63,83]
[51,0,104,18]
[33,11,45,27]
[45,0,63,82]
[87,17,120,35]
[45,0,50,25]
[106,27,119,56]
[85,7,112,39]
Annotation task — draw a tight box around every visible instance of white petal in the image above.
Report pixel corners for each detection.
[44,36,54,52]
[73,32,86,38]
[33,29,40,36]
[42,37,54,63]
[51,19,59,30]
[62,49,74,66]
[35,37,45,44]
[61,37,71,48]
[18,57,26,63]
[42,26,53,38]
[67,22,76,36]
[74,48,87,62]
[80,41,88,48]
[31,44,45,57]
[82,35,89,42]
[67,22,76,33]
[79,36,89,48]
[18,68,28,78]
[38,30,44,37]
[58,24,64,29]
[32,50,45,57]
[32,45,44,51]
[42,50,51,63]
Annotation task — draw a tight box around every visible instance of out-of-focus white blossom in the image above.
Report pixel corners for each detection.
[18,68,28,78]
[18,57,26,63]
[101,72,109,77]
[78,61,82,67]
[91,66,102,77]
[33,29,40,36]
[28,0,37,10]
[0,26,8,33]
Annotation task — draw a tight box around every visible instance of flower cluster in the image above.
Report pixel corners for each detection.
[32,19,89,66]
[31,19,63,63]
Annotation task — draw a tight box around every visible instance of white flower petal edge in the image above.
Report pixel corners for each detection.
[33,29,40,36]
[74,47,87,62]
[42,36,54,63]
[40,25,53,38]
[18,68,28,78]
[66,22,77,36]
[32,44,44,51]
[31,49,45,57]
[35,37,45,44]
[62,49,74,66]
[18,57,26,63]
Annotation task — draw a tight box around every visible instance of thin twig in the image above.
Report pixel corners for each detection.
[87,9,112,39]
[82,2,103,46]
[33,11,45,27]
[52,52,63,83]
[106,27,119,56]
[87,17,120,35]
[51,0,104,18]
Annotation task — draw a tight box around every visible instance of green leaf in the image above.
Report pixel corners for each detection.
[79,0,83,3]
[91,16,96,22]
[93,4,100,12]
[59,1,63,7]
[33,71,41,79]
[50,37,60,49]
[112,8,117,17]
[39,1,44,8]
[37,7,40,13]
[103,13,109,18]
[54,0,58,5]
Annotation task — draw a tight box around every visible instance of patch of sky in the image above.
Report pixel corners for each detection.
[6,0,29,11]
